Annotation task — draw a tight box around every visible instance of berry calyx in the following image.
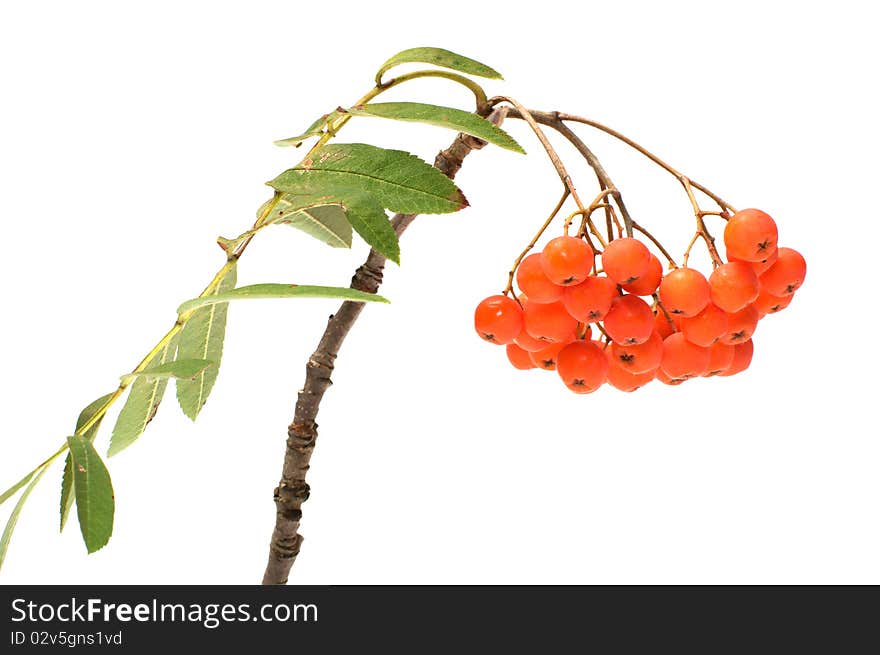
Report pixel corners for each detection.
[529,341,569,371]
[474,295,523,345]
[658,267,711,317]
[556,340,608,393]
[759,247,806,296]
[606,349,656,392]
[703,341,736,376]
[540,236,594,286]
[601,237,652,285]
[603,294,654,345]
[516,253,564,303]
[752,288,793,317]
[562,275,617,322]
[724,208,778,262]
[719,305,759,345]
[709,261,760,313]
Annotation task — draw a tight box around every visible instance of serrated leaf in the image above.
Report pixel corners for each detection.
[281,203,353,249]
[61,392,114,532]
[376,47,502,84]
[108,334,179,457]
[268,143,468,215]
[177,284,389,314]
[176,264,236,422]
[67,436,114,554]
[122,358,216,383]
[334,193,399,263]
[273,111,342,147]
[349,102,524,153]
[0,464,50,572]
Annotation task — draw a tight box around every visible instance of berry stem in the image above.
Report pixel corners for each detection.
[503,188,570,296]
[555,113,738,215]
[681,176,724,268]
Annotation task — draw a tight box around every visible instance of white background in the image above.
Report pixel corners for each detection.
[1,1,877,585]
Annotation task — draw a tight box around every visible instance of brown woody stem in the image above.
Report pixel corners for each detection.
[261,111,503,585]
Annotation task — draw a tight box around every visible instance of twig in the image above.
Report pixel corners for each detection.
[261,111,504,585]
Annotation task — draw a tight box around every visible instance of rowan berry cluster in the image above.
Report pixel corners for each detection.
[474,208,806,393]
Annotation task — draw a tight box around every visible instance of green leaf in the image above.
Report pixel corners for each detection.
[333,193,399,264]
[177,284,389,314]
[376,47,502,84]
[0,464,50,572]
[61,393,114,532]
[273,111,342,147]
[349,102,524,153]
[1,470,37,508]
[108,334,179,457]
[268,143,468,215]
[67,435,114,554]
[280,203,353,249]
[122,359,216,383]
[176,264,237,422]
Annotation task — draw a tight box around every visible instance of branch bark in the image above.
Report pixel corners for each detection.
[261,109,503,585]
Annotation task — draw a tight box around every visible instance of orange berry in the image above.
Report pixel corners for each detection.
[679,302,728,347]
[752,288,793,317]
[556,340,608,393]
[601,237,652,285]
[719,305,759,345]
[622,255,663,296]
[655,367,686,386]
[513,328,547,353]
[658,267,711,317]
[506,343,536,370]
[474,295,523,344]
[602,294,654,345]
[660,332,710,379]
[515,253,564,303]
[730,248,778,276]
[522,299,578,343]
[610,330,663,374]
[703,342,736,376]
[760,247,806,296]
[709,262,760,312]
[718,339,754,377]
[606,349,656,392]
[540,236,594,286]
[529,341,568,371]
[652,308,678,340]
[724,208,778,262]
[562,275,617,322]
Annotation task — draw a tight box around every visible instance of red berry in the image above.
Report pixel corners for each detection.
[513,328,548,352]
[522,299,578,343]
[652,308,678,340]
[606,349,656,392]
[660,332,710,379]
[516,253,564,303]
[601,238,652,285]
[562,275,617,322]
[724,208,778,262]
[506,343,536,370]
[703,342,736,376]
[752,288,793,317]
[709,262,760,312]
[658,267,711,317]
[719,305,759,345]
[474,295,523,344]
[529,341,569,371]
[622,255,663,296]
[602,294,654,345]
[609,331,663,374]
[760,247,806,296]
[730,248,778,276]
[679,303,728,347]
[556,340,609,393]
[718,339,754,377]
[540,236,594,286]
